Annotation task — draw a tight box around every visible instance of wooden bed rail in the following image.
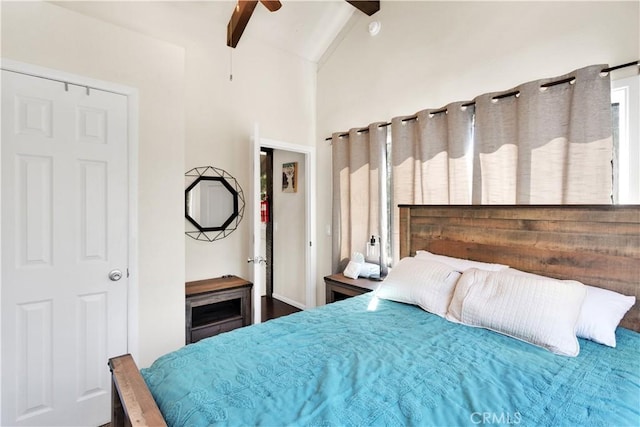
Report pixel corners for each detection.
[109,354,167,427]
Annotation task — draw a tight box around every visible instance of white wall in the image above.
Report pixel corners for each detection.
[66,1,317,284]
[109,1,318,295]
[316,1,640,302]
[180,20,316,284]
[1,0,318,364]
[1,1,186,367]
[51,1,318,281]
[273,150,306,306]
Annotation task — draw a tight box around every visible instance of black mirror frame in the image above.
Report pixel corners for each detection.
[185,176,239,232]
[184,166,245,242]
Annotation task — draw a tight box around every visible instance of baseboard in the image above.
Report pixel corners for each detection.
[272,293,306,310]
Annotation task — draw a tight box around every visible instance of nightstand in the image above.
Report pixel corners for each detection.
[324,273,380,304]
[185,275,252,344]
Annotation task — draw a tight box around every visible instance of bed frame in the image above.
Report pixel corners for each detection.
[398,205,640,330]
[109,205,639,426]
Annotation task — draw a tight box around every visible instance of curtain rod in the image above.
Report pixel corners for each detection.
[325,60,639,141]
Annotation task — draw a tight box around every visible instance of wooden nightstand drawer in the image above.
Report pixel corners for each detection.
[186,276,252,344]
[191,316,244,342]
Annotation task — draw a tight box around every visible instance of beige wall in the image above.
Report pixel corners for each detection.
[1,1,186,366]
[316,1,640,301]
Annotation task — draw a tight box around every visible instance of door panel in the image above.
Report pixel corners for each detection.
[16,300,54,420]
[15,155,53,267]
[78,160,108,261]
[250,125,263,324]
[1,70,129,426]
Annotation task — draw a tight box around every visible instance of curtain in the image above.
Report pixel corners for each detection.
[332,64,614,266]
[390,102,475,262]
[473,64,613,204]
[331,123,388,273]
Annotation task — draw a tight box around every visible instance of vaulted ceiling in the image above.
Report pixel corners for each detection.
[226,1,379,48]
[54,1,373,63]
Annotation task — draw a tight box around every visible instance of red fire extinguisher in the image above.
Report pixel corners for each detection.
[261,198,269,223]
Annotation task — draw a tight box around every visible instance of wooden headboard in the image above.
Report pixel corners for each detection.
[398,205,640,332]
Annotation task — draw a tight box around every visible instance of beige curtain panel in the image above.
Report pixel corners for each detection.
[390,102,474,263]
[331,123,388,273]
[391,103,474,206]
[332,64,614,269]
[473,64,613,204]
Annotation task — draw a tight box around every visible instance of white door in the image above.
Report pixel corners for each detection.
[1,70,129,426]
[249,124,264,324]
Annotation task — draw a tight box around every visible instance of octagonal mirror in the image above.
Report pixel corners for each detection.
[185,166,245,242]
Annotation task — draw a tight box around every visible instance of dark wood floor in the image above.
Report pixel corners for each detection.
[261,296,301,322]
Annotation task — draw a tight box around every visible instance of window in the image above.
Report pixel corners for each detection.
[612,75,640,203]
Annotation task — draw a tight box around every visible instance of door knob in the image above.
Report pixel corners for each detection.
[247,256,267,264]
[108,269,123,281]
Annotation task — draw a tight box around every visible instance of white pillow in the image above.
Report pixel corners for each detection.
[575,286,635,347]
[448,269,587,357]
[415,250,508,272]
[375,257,461,318]
[505,268,636,348]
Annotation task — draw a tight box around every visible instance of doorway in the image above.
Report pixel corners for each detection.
[260,147,307,309]
[251,131,316,326]
[260,148,274,297]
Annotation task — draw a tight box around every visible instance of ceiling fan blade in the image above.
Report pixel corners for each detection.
[227,0,259,48]
[346,1,380,16]
[260,0,282,12]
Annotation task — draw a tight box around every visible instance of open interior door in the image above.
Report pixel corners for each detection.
[249,123,264,324]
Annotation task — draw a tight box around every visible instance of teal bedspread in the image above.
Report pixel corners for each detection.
[141,295,640,427]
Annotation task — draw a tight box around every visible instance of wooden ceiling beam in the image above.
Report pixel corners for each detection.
[227,0,259,48]
[346,1,380,16]
[260,0,282,12]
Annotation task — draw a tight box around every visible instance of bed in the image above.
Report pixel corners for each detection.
[109,205,640,427]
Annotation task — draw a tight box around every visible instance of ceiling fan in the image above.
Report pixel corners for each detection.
[227,0,380,48]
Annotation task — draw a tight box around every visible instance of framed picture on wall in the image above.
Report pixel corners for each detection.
[282,162,297,193]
